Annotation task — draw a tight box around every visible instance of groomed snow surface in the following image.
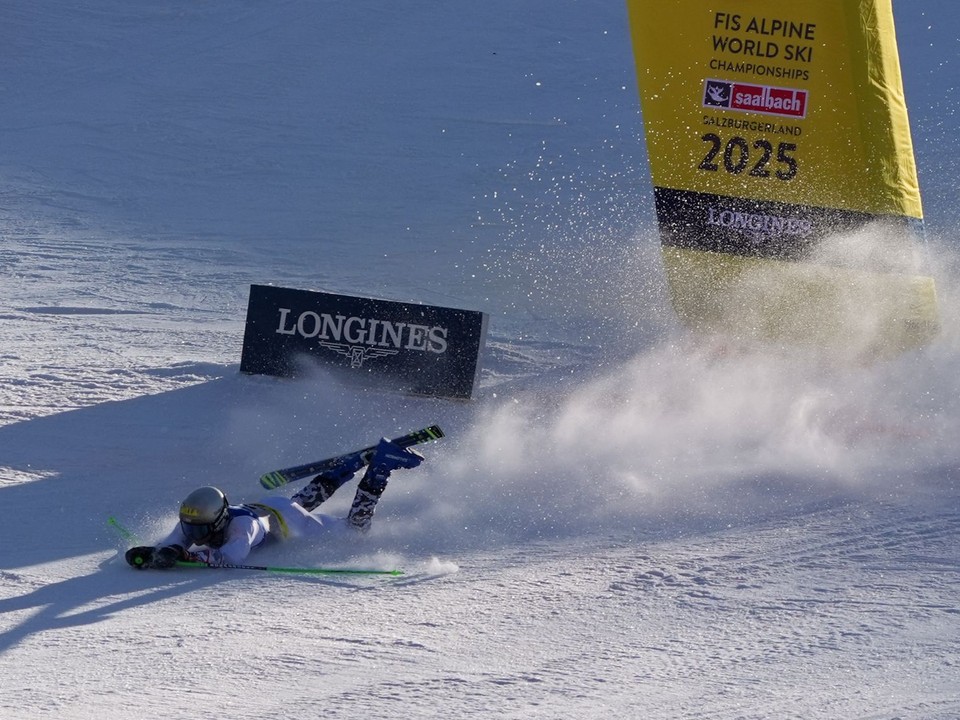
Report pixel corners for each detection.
[2,3,959,718]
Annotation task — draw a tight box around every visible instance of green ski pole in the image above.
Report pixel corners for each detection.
[175,560,403,576]
[107,516,140,543]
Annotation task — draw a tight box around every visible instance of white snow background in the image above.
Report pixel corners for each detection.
[2,2,959,718]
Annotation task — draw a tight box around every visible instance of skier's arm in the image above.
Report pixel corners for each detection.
[126,516,265,569]
[191,515,265,566]
[158,524,191,549]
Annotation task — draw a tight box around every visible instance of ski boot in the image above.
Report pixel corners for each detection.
[292,452,367,512]
[347,437,424,532]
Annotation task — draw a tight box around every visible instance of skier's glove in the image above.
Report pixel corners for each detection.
[153,545,186,569]
[125,546,156,569]
[125,545,186,569]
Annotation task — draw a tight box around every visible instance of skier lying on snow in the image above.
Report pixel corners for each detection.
[125,437,424,569]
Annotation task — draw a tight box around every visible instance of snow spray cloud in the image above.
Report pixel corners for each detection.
[477,133,662,346]
[430,227,960,546]
[380,126,960,548]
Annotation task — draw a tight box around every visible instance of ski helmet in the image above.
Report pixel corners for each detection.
[178,486,230,546]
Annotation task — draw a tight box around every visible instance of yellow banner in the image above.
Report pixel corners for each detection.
[626,0,937,357]
[627,0,921,219]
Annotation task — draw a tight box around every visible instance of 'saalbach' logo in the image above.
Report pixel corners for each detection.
[703,78,808,119]
[274,307,449,368]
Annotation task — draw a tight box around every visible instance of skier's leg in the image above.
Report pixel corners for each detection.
[292,453,366,512]
[258,496,337,538]
[347,438,423,532]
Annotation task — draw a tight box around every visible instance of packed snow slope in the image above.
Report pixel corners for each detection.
[1,2,959,718]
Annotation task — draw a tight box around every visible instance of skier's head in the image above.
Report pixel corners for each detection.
[179,486,230,547]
